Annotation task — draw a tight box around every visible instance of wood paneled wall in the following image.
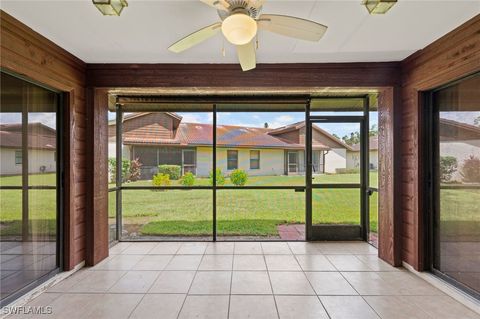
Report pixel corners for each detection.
[0,11,87,270]
[400,14,480,270]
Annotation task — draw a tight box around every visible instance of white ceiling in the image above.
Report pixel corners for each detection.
[1,0,479,64]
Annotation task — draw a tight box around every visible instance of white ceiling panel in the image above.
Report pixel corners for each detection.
[1,0,479,63]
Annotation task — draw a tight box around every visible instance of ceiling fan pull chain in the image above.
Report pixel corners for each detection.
[256,35,259,50]
[222,38,226,57]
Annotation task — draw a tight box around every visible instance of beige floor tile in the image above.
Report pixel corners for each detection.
[205,242,234,254]
[269,271,315,295]
[231,271,272,294]
[47,293,99,319]
[342,272,395,295]
[296,255,336,271]
[165,255,202,270]
[326,255,373,271]
[178,295,229,319]
[364,296,433,319]
[376,271,444,295]
[261,242,292,254]
[48,269,91,292]
[229,295,278,319]
[234,242,263,254]
[320,296,380,319]
[198,254,233,270]
[148,270,195,293]
[233,255,267,270]
[109,242,132,255]
[121,242,157,255]
[7,293,62,319]
[287,242,323,255]
[275,295,329,319]
[92,254,144,271]
[402,295,480,319]
[85,293,143,319]
[131,255,173,270]
[108,270,160,293]
[265,255,301,271]
[129,294,186,319]
[305,272,358,295]
[315,243,355,254]
[189,271,231,294]
[354,255,399,271]
[148,242,181,254]
[69,270,126,293]
[177,242,207,255]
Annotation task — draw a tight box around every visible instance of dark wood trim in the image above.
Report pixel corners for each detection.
[400,14,480,270]
[1,10,87,270]
[86,62,401,88]
[85,88,109,265]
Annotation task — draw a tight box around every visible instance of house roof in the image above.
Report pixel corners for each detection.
[350,136,379,152]
[0,131,56,150]
[439,118,480,137]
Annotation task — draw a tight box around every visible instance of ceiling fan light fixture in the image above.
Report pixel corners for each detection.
[92,0,128,16]
[221,14,258,45]
[362,0,397,14]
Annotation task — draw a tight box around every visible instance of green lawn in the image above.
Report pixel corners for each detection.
[9,172,479,239]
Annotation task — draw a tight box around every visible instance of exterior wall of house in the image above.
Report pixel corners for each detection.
[324,148,347,173]
[0,148,56,175]
[346,150,379,170]
[440,140,480,181]
[196,147,285,177]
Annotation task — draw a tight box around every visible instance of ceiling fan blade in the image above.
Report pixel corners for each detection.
[168,22,222,53]
[250,0,266,9]
[236,41,256,71]
[199,0,230,11]
[257,14,327,42]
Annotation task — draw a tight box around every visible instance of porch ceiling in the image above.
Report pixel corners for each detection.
[1,1,478,64]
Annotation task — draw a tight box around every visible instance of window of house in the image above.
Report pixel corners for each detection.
[250,150,260,169]
[227,150,238,170]
[15,150,22,165]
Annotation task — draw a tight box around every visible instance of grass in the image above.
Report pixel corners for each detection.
[7,172,478,239]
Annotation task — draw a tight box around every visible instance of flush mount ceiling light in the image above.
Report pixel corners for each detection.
[362,0,397,14]
[168,0,328,72]
[92,0,128,16]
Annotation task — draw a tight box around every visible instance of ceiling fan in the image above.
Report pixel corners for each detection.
[168,0,328,71]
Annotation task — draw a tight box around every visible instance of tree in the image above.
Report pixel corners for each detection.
[342,132,360,146]
[439,156,458,182]
[369,124,378,136]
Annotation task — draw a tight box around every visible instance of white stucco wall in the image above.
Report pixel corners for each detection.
[440,140,480,181]
[346,150,379,170]
[196,147,285,177]
[324,148,347,173]
[0,148,56,175]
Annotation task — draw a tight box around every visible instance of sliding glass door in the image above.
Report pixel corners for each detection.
[431,73,480,297]
[0,72,61,306]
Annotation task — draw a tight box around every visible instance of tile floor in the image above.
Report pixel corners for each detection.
[6,241,480,319]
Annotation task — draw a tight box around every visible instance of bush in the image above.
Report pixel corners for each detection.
[129,158,143,182]
[180,172,195,186]
[334,168,360,174]
[158,165,181,180]
[152,173,170,187]
[108,158,131,183]
[461,155,480,183]
[209,168,225,186]
[440,156,458,182]
[230,169,248,186]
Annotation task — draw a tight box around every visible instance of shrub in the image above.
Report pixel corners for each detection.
[230,169,248,186]
[180,172,195,186]
[129,158,143,182]
[440,156,458,182]
[152,173,170,187]
[158,165,181,180]
[335,168,360,174]
[209,168,225,186]
[461,155,480,183]
[108,158,131,183]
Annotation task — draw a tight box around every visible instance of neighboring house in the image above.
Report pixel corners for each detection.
[348,136,379,170]
[438,118,480,181]
[108,112,354,179]
[0,123,57,176]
